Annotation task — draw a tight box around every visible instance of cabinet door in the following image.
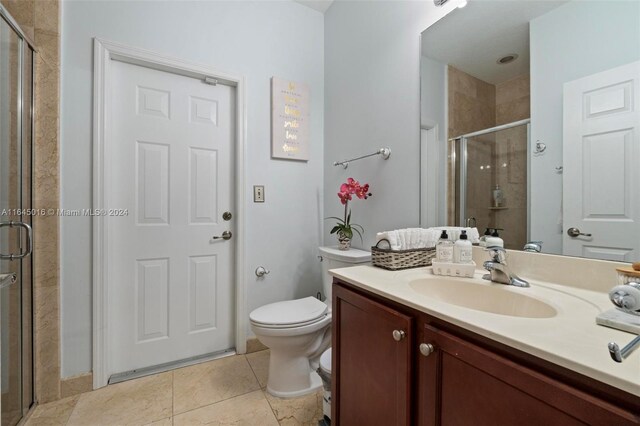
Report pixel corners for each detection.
[417,323,640,426]
[333,284,413,426]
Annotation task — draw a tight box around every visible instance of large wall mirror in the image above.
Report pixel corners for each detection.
[420,0,640,261]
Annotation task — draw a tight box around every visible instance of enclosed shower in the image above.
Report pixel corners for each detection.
[0,5,35,426]
[448,119,529,250]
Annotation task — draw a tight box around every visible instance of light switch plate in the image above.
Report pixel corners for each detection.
[253,185,265,203]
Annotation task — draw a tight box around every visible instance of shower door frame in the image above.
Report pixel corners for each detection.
[0,3,36,424]
[452,118,531,239]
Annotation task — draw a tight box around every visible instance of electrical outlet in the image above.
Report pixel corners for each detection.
[253,185,265,203]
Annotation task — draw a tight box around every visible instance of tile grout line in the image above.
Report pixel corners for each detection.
[245,352,281,422]
[244,353,263,389]
[172,355,263,418]
[261,388,281,423]
[64,394,82,425]
[245,354,281,423]
[172,387,264,418]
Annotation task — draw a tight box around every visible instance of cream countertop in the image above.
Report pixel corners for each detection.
[329,255,640,398]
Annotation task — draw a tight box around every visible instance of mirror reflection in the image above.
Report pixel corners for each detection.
[420,0,640,261]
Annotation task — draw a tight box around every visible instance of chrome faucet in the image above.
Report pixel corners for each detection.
[523,241,543,253]
[483,247,529,287]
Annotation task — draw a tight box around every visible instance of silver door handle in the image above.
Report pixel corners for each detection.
[567,227,591,238]
[0,273,16,290]
[0,221,32,260]
[212,231,232,240]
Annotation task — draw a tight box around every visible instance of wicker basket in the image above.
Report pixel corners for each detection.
[371,239,436,271]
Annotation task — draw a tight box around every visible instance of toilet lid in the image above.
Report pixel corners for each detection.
[250,297,328,327]
[320,348,331,374]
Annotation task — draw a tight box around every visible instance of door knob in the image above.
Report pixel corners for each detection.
[567,227,592,238]
[392,330,406,341]
[222,211,232,221]
[419,343,435,357]
[212,231,232,240]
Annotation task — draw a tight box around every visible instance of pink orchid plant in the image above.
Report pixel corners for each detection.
[328,178,372,245]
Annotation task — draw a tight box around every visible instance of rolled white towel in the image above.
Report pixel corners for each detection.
[418,229,428,249]
[425,228,440,248]
[398,229,407,250]
[376,231,401,250]
[466,227,480,244]
[409,228,419,249]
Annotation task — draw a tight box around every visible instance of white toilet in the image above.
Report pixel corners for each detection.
[249,246,371,398]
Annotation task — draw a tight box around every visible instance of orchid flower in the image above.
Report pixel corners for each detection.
[326,178,372,245]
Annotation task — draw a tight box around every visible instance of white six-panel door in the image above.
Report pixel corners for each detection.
[563,60,640,261]
[107,60,235,375]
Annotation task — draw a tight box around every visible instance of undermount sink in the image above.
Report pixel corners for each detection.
[409,277,557,319]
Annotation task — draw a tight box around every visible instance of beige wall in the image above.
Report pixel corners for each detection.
[0,0,62,404]
[447,66,496,139]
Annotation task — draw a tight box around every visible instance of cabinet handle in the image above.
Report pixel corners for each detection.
[392,330,406,341]
[419,343,435,356]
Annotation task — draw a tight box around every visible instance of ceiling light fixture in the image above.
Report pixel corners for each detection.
[457,0,468,8]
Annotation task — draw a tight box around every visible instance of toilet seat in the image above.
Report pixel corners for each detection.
[250,296,328,329]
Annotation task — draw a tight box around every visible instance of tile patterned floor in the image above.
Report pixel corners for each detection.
[25,350,324,426]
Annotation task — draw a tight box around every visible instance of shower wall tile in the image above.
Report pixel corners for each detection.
[35,59,59,118]
[496,74,530,105]
[447,66,495,139]
[33,215,58,288]
[33,0,57,34]
[2,0,34,40]
[34,286,61,403]
[34,28,59,67]
[496,74,530,125]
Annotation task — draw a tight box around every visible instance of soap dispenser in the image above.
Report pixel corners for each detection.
[436,230,454,262]
[454,230,473,264]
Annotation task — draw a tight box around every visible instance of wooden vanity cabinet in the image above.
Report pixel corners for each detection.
[333,280,640,426]
[332,283,413,426]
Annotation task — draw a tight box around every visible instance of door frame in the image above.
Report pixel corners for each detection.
[92,38,247,388]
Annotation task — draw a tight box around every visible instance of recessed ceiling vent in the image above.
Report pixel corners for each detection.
[434,0,449,6]
[497,54,519,65]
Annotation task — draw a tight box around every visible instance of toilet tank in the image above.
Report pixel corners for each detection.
[319,246,371,302]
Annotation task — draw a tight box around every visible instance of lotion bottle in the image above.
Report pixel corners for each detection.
[479,228,492,247]
[493,185,504,207]
[454,230,473,264]
[485,228,504,248]
[436,230,454,262]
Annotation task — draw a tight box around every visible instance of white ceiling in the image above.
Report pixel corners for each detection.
[293,0,334,14]
[422,0,567,85]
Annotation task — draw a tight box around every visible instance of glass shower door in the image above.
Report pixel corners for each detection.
[458,122,529,250]
[0,14,34,426]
